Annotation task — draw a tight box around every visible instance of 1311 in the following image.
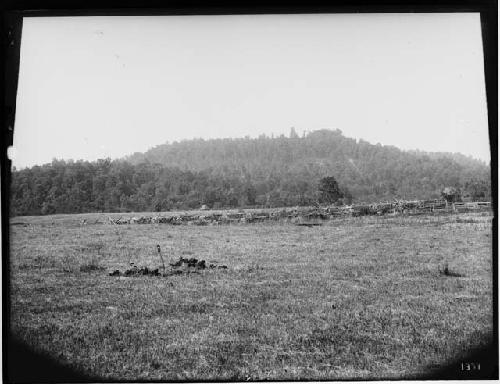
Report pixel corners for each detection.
[461,362,480,371]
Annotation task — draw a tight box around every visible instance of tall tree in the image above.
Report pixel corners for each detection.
[318,176,344,204]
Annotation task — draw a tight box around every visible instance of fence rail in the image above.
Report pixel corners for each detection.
[103,199,492,226]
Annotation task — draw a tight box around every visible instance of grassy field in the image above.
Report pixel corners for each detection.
[9,211,494,380]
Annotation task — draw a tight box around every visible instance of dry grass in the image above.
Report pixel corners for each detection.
[9,211,493,380]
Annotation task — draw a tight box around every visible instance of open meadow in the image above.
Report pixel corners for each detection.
[9,211,494,380]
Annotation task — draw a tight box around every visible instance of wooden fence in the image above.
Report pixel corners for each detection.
[105,199,492,226]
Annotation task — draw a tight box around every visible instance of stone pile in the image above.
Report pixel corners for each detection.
[108,265,161,277]
[108,258,228,278]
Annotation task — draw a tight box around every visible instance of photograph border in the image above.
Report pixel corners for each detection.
[2,0,497,381]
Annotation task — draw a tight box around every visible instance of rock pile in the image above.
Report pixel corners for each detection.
[108,265,161,277]
[108,258,227,277]
[170,257,228,270]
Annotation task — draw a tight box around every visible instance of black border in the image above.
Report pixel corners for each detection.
[2,0,498,382]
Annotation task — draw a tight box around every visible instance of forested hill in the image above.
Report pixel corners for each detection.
[125,129,490,199]
[11,129,491,216]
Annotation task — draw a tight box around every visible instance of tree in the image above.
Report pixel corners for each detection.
[245,184,257,205]
[441,186,461,203]
[318,176,344,204]
[463,179,491,201]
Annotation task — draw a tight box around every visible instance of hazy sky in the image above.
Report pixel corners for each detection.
[12,13,490,168]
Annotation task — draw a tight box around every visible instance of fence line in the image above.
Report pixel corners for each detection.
[104,200,492,226]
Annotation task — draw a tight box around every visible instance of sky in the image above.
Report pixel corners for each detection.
[11,13,490,169]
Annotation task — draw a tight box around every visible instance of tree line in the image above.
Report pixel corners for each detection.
[10,129,491,216]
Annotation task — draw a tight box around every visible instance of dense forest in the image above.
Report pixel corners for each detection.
[11,129,491,216]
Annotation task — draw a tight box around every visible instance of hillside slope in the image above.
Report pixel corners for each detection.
[125,129,490,202]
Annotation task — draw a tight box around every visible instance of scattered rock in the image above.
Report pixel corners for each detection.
[170,257,207,269]
[123,266,161,276]
[109,257,227,277]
